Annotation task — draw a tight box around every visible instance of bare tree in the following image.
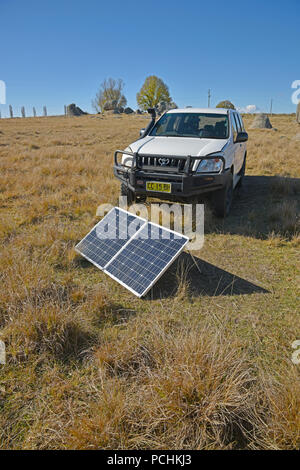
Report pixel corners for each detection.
[92,78,127,113]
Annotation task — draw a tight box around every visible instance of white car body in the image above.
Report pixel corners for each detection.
[122,107,247,188]
[114,107,248,216]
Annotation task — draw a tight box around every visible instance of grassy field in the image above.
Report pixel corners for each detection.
[0,113,299,449]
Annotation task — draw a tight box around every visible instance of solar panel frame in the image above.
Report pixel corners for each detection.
[75,207,147,270]
[104,220,189,298]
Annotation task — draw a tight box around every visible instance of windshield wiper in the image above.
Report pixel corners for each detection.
[156,134,203,138]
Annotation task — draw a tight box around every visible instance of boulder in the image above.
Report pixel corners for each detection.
[66,103,86,116]
[124,107,134,114]
[296,102,300,124]
[250,113,272,129]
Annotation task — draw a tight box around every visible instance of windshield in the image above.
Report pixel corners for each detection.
[150,112,229,139]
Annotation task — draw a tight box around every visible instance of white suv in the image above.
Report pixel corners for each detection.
[114,107,248,217]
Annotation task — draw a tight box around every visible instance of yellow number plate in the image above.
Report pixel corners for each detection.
[146,182,171,193]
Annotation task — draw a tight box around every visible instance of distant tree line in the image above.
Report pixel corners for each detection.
[0,82,236,119]
[92,75,176,113]
[92,76,237,113]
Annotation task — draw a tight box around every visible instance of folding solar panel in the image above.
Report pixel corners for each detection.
[75,207,189,297]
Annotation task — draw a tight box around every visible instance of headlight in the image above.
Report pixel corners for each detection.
[121,147,133,167]
[196,157,223,173]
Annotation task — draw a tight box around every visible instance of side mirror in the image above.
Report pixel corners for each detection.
[140,128,145,137]
[235,131,248,143]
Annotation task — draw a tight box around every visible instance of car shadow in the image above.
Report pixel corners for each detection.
[148,251,269,300]
[147,175,299,240]
[206,175,300,239]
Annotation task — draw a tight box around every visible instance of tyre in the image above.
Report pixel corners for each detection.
[136,194,147,203]
[236,154,246,188]
[120,183,136,205]
[120,183,147,205]
[211,173,233,218]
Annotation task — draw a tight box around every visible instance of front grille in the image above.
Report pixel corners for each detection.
[137,155,186,172]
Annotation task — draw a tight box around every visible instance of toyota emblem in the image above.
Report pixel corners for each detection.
[158,157,170,166]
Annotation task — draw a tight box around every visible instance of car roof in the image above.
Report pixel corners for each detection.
[167,107,232,115]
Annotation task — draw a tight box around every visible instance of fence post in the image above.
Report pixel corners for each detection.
[43,106,47,117]
[9,105,13,118]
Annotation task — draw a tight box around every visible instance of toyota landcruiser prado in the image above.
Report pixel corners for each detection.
[114,107,248,217]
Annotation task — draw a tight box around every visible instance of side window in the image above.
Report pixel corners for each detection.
[231,113,238,141]
[236,114,244,132]
[234,113,242,133]
[237,113,245,131]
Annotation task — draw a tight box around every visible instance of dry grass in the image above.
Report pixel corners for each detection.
[0,113,299,449]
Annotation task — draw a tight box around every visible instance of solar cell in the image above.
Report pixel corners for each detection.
[75,207,145,269]
[105,222,188,297]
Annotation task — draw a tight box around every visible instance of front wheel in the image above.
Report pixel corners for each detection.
[120,183,147,205]
[211,173,233,218]
[120,183,136,205]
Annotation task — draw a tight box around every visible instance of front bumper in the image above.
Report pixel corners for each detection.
[114,150,230,199]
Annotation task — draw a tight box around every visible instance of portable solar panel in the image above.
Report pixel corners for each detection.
[75,207,189,297]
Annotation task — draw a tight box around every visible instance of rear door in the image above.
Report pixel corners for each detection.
[236,112,247,163]
[232,112,244,173]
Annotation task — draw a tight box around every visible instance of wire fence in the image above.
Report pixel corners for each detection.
[0,105,69,118]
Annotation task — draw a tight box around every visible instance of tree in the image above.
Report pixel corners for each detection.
[216,100,235,110]
[92,78,127,113]
[137,76,172,111]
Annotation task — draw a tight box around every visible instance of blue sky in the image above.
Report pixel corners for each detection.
[0,0,299,117]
